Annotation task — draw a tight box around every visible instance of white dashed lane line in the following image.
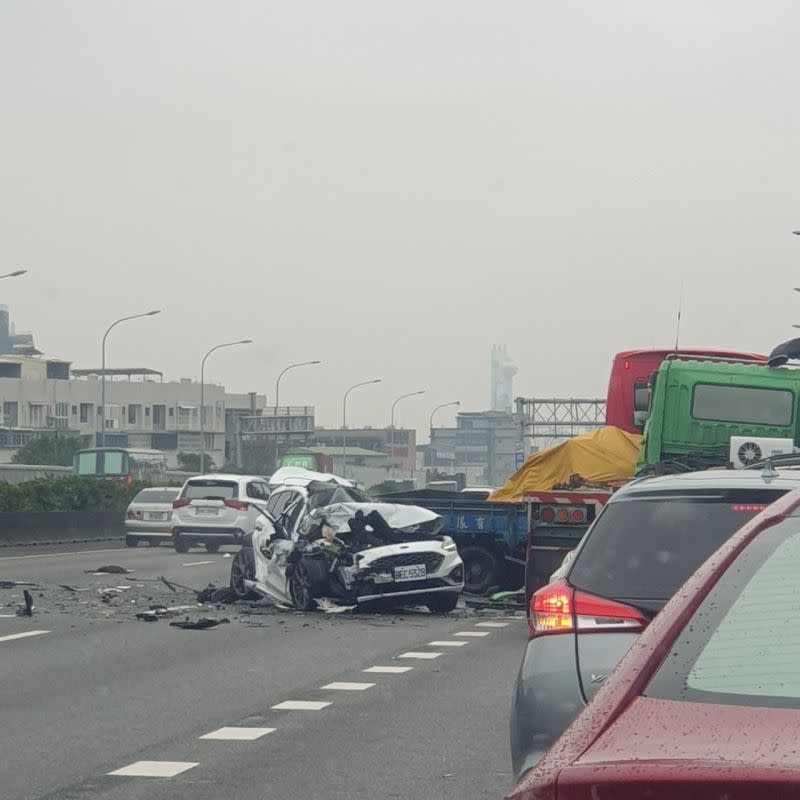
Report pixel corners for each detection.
[321,682,375,691]
[0,630,50,644]
[397,651,441,660]
[108,761,198,778]
[200,727,275,741]
[271,700,332,711]
[475,621,509,628]
[181,561,215,567]
[428,640,468,647]
[363,665,413,674]
[455,631,490,638]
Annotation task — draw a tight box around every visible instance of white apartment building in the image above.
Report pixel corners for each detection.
[0,356,266,468]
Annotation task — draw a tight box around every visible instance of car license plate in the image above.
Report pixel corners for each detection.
[394,564,426,582]
[144,512,167,521]
[196,508,218,516]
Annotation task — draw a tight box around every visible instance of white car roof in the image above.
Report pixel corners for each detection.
[183,474,263,484]
[268,466,354,489]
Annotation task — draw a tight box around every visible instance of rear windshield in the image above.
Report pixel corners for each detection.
[183,480,238,501]
[133,489,180,504]
[568,489,786,608]
[646,514,800,710]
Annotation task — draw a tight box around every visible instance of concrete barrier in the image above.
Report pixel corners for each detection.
[0,511,125,547]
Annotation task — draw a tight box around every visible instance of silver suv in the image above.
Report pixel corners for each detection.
[171,474,271,553]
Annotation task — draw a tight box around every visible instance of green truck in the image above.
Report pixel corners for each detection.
[638,355,800,473]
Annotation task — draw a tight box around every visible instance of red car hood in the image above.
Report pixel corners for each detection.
[558,696,800,799]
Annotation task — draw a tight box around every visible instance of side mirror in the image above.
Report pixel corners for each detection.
[633,410,648,428]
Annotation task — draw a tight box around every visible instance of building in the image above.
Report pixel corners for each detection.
[0,355,267,467]
[314,426,417,474]
[429,410,523,487]
[490,345,517,413]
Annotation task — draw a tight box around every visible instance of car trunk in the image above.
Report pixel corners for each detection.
[179,480,241,525]
[567,488,787,703]
[558,696,800,799]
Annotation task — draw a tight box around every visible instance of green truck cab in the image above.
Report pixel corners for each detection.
[638,356,800,473]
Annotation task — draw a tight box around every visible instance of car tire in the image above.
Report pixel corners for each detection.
[205,543,221,554]
[459,545,498,595]
[125,535,138,548]
[173,538,190,554]
[148,539,160,547]
[230,548,258,600]
[426,593,460,614]
[289,558,328,611]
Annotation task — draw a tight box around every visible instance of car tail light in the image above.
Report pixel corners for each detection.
[224,499,249,512]
[173,498,190,509]
[540,506,556,523]
[571,507,586,523]
[529,580,647,640]
[537,504,589,525]
[126,510,135,519]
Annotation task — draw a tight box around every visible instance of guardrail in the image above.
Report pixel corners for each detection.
[0,511,125,546]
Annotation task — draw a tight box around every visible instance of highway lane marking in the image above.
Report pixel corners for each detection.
[455,631,490,638]
[476,621,509,628]
[0,630,50,643]
[398,651,441,660]
[182,560,215,567]
[0,547,131,561]
[322,682,375,691]
[272,700,332,711]
[363,666,413,674]
[0,614,17,618]
[200,726,275,741]
[108,761,198,778]
[429,640,468,647]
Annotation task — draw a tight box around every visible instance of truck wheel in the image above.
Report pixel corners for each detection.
[125,535,139,548]
[205,543,221,554]
[173,538,190,554]
[426,593,459,614]
[459,545,498,595]
[230,548,258,600]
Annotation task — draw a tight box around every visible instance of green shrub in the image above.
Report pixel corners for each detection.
[0,477,145,513]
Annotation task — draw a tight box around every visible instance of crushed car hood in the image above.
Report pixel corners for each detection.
[301,502,444,540]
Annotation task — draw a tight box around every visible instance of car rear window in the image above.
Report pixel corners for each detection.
[133,489,180,504]
[645,513,800,710]
[568,489,786,608]
[183,480,238,501]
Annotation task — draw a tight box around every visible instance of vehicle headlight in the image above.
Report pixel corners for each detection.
[442,536,457,551]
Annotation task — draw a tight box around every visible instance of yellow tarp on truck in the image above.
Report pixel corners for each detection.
[489,426,642,503]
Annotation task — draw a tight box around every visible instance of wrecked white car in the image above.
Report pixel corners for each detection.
[228,476,465,613]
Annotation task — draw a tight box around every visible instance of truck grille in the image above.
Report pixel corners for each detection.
[368,552,444,574]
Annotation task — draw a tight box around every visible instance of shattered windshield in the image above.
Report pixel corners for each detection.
[305,481,373,509]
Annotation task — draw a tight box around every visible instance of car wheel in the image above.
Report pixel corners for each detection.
[459,545,498,595]
[148,539,160,547]
[289,558,328,611]
[426,593,460,614]
[205,543,221,554]
[125,535,138,548]
[229,548,258,600]
[173,538,190,554]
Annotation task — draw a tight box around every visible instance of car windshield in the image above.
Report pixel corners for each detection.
[569,489,787,608]
[646,513,800,710]
[132,489,179,504]
[183,481,238,501]
[306,481,372,509]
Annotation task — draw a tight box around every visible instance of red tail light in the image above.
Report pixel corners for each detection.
[173,498,190,509]
[224,499,249,512]
[537,504,589,525]
[126,510,135,519]
[529,580,647,640]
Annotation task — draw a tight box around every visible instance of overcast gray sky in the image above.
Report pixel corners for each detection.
[2,1,800,436]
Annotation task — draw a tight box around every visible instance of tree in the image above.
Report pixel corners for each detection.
[12,433,87,467]
[176,452,216,473]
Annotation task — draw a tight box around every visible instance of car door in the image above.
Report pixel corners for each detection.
[264,490,298,600]
[245,479,271,528]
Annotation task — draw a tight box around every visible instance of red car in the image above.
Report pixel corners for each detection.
[508,484,800,799]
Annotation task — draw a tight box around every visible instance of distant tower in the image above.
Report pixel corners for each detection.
[490,345,517,413]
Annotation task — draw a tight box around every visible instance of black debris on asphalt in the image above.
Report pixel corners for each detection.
[86,565,130,575]
[16,589,34,616]
[169,617,230,630]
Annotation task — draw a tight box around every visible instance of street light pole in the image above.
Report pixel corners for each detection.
[429,400,460,464]
[99,310,161,447]
[342,379,382,479]
[389,390,425,479]
[200,339,253,473]
[274,360,321,414]
[0,270,27,279]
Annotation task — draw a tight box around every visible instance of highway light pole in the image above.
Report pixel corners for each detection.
[100,310,161,447]
[200,339,253,473]
[429,400,460,463]
[0,269,27,279]
[274,360,321,466]
[341,379,381,479]
[390,390,425,479]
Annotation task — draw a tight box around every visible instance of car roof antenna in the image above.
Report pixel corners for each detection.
[762,458,779,480]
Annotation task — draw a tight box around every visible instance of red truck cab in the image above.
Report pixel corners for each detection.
[605,348,767,434]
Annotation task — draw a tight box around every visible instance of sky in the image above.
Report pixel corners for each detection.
[2,1,800,439]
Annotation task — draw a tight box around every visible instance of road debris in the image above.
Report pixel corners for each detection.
[0,580,38,589]
[315,598,356,614]
[170,617,230,630]
[16,589,34,616]
[86,565,130,575]
[57,585,89,593]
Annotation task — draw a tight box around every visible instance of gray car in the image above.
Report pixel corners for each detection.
[509,467,800,783]
[125,487,181,547]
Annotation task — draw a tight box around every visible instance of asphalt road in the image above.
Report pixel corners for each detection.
[0,542,524,800]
